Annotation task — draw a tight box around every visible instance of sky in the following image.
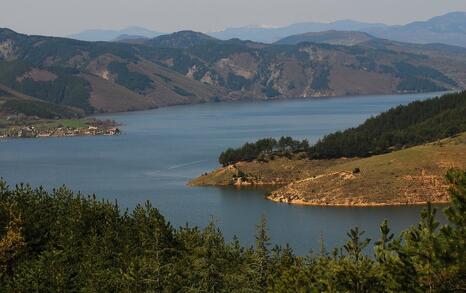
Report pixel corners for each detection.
[2,0,466,36]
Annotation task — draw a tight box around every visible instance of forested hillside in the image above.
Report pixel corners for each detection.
[0,28,222,114]
[1,28,465,116]
[0,169,465,291]
[311,91,466,158]
[0,84,83,119]
[218,91,466,165]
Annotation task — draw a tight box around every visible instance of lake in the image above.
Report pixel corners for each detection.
[0,92,446,254]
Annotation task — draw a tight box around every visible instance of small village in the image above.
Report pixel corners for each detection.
[0,124,120,139]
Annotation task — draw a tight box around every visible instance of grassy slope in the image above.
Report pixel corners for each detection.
[191,133,466,206]
[189,155,354,186]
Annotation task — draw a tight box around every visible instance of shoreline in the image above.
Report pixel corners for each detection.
[0,118,121,139]
[191,181,451,207]
[266,195,450,207]
[191,180,452,207]
[96,90,450,118]
[0,131,121,140]
[189,132,466,208]
[4,91,447,140]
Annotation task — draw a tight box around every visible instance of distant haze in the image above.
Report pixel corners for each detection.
[1,0,466,37]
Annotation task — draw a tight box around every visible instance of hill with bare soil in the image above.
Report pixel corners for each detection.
[191,133,466,206]
[1,28,465,116]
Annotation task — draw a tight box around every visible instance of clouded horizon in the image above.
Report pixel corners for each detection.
[2,0,466,36]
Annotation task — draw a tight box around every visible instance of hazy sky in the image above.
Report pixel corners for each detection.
[2,0,466,36]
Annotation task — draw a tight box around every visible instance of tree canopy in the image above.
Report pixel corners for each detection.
[219,137,309,166]
[1,169,465,292]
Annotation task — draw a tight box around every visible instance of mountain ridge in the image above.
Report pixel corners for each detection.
[211,20,386,43]
[68,12,466,47]
[145,30,220,48]
[69,26,163,42]
[275,30,376,46]
[211,12,466,47]
[1,27,465,117]
[366,12,466,47]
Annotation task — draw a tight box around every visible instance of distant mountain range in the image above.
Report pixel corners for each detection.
[211,12,466,47]
[145,31,219,49]
[68,26,163,42]
[69,12,466,48]
[365,12,466,47]
[210,20,386,43]
[1,27,466,118]
[274,31,375,46]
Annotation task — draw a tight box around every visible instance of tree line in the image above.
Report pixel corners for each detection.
[219,137,310,166]
[219,91,466,165]
[0,169,465,292]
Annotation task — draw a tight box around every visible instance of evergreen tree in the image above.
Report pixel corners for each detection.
[254,215,270,290]
[0,169,465,292]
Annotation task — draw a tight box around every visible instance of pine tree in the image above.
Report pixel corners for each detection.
[254,215,270,291]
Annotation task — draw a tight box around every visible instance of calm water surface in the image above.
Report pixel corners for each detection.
[0,93,446,254]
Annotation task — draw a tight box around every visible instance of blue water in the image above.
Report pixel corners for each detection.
[0,92,446,254]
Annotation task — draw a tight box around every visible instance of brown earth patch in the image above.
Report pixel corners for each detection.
[329,64,398,96]
[16,69,57,82]
[82,74,156,113]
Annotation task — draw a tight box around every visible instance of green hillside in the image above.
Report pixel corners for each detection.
[0,84,82,119]
[311,91,466,158]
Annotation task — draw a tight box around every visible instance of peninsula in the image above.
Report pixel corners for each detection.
[190,91,466,206]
